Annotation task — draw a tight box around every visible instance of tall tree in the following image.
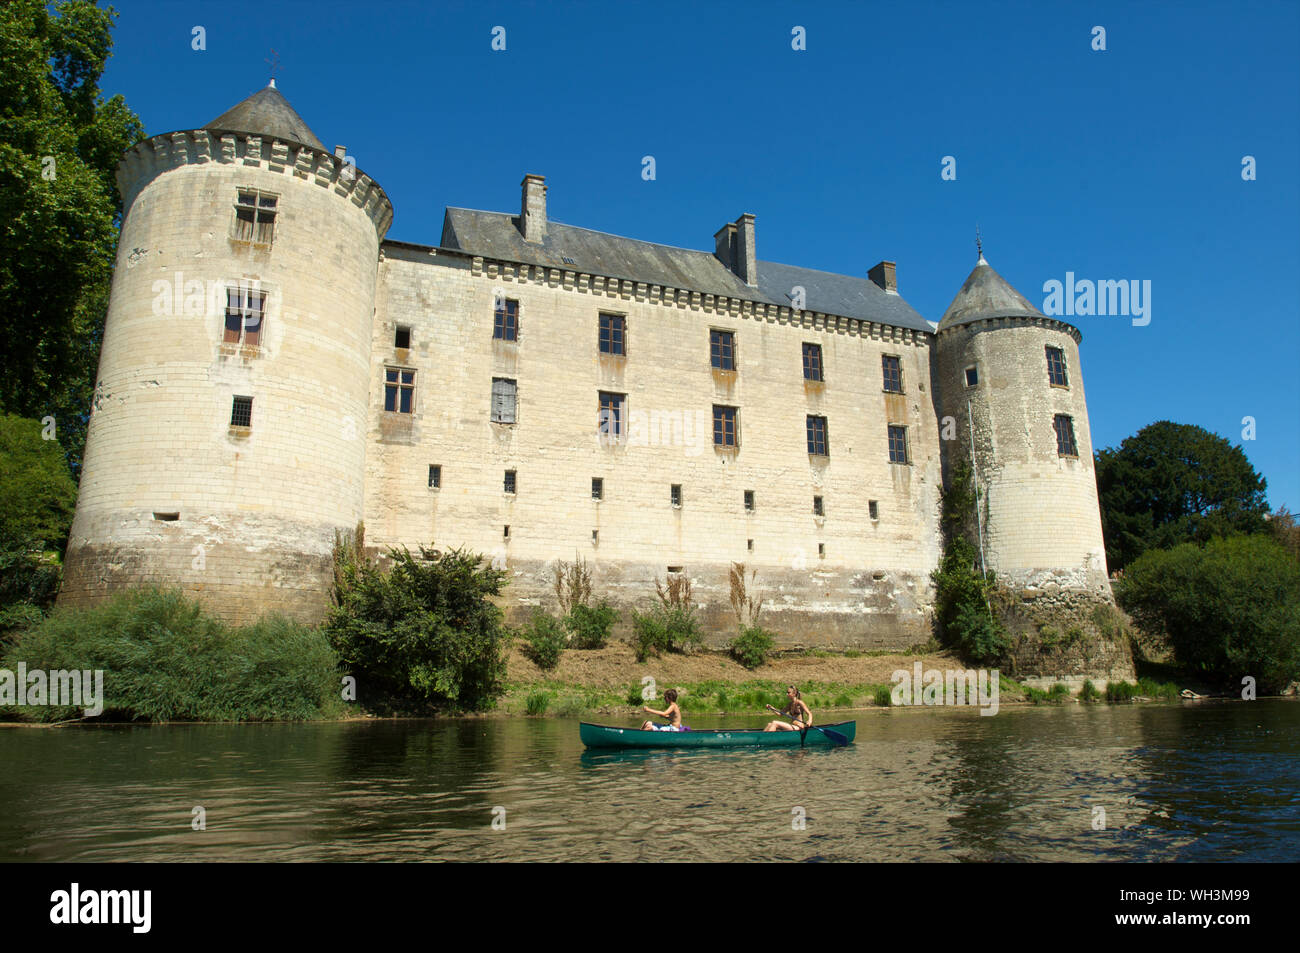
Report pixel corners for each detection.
[1095,421,1269,572]
[0,0,144,477]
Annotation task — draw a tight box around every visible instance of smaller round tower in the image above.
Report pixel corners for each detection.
[934,255,1111,600]
[60,82,393,624]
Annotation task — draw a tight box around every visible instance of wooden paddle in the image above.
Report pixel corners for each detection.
[765,705,850,746]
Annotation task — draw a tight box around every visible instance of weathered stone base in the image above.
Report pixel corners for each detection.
[993,580,1136,686]
[490,558,935,650]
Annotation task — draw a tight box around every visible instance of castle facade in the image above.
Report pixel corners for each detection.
[59,84,1114,650]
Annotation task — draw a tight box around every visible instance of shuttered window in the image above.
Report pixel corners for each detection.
[491,378,517,423]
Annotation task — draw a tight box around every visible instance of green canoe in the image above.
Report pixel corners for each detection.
[580,721,856,749]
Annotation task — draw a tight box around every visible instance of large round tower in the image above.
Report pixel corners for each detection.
[934,255,1111,600]
[60,82,393,623]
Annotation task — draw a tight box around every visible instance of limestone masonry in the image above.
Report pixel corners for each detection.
[59,83,1116,651]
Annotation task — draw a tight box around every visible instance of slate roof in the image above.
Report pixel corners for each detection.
[205,83,326,152]
[439,208,931,332]
[937,257,1048,332]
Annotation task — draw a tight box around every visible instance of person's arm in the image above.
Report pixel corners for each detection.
[643,705,667,717]
[800,700,813,727]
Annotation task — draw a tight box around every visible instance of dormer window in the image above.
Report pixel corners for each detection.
[233,189,277,244]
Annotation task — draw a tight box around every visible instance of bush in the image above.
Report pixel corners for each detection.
[729,625,776,669]
[325,545,510,714]
[625,682,647,705]
[631,604,703,661]
[3,589,341,722]
[565,601,618,649]
[525,690,550,715]
[522,611,567,671]
[1106,681,1137,702]
[1116,534,1300,693]
[834,693,852,707]
[1080,679,1102,702]
[873,686,892,707]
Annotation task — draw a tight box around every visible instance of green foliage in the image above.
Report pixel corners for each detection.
[1023,682,1071,705]
[1116,534,1300,693]
[625,682,646,705]
[833,693,852,707]
[714,688,730,711]
[564,600,618,650]
[932,461,1009,665]
[522,611,567,671]
[728,625,776,669]
[0,415,78,550]
[1106,681,1138,703]
[1135,677,1179,700]
[873,686,892,707]
[1095,421,1269,572]
[843,649,861,659]
[0,1,146,476]
[324,545,510,714]
[1080,679,1102,702]
[525,690,550,715]
[631,604,704,662]
[2,589,341,721]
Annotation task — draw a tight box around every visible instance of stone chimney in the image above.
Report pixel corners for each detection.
[713,222,737,271]
[333,145,347,159]
[868,260,897,294]
[714,214,757,286]
[520,174,547,243]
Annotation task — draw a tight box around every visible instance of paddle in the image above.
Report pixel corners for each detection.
[765,705,850,747]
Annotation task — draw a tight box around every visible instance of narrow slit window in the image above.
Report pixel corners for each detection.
[428,465,441,489]
[869,500,879,520]
[670,484,682,507]
[592,477,604,500]
[813,495,824,516]
[504,470,517,494]
[744,490,755,512]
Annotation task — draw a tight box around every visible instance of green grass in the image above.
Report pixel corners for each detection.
[525,690,551,715]
[1080,679,1103,702]
[1023,682,1072,704]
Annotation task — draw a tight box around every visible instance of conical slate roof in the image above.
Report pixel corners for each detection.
[937,256,1047,332]
[205,82,325,152]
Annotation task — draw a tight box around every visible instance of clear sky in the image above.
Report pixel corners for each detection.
[99,0,1300,510]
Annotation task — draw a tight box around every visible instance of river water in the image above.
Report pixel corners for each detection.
[2,699,1296,862]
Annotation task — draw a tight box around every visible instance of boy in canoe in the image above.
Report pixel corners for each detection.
[764,685,812,732]
[641,688,684,731]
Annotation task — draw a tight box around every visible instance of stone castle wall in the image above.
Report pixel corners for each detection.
[362,244,945,645]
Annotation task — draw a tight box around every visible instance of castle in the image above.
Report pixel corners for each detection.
[59,82,1121,657]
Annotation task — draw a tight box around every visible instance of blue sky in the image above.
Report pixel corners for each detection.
[100,0,1300,509]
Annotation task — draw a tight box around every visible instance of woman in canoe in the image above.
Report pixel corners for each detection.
[764,685,812,732]
[641,688,684,731]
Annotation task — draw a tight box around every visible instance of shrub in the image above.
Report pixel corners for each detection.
[631,610,669,662]
[522,611,567,671]
[843,649,861,659]
[1136,676,1179,700]
[715,689,730,711]
[565,601,618,649]
[1116,534,1300,693]
[873,686,892,707]
[325,545,510,714]
[525,690,550,715]
[1080,679,1102,702]
[729,625,776,669]
[1106,681,1138,702]
[632,604,703,661]
[834,694,852,707]
[3,589,341,722]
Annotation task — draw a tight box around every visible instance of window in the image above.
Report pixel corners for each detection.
[153,512,179,522]
[813,495,824,516]
[710,329,736,370]
[503,525,510,538]
[592,529,599,543]
[385,367,415,414]
[818,543,826,557]
[747,539,754,551]
[713,405,739,448]
[1046,346,1069,387]
[599,313,626,356]
[1054,415,1078,456]
[598,391,626,443]
[888,425,909,463]
[802,343,824,382]
[806,415,828,456]
[428,465,441,489]
[223,286,265,346]
[395,326,411,349]
[965,366,978,387]
[744,490,755,512]
[882,355,903,393]
[670,484,682,507]
[230,395,253,428]
[491,378,517,424]
[504,470,517,494]
[233,189,277,244]
[494,298,519,341]
[592,477,603,500]
[869,500,879,520]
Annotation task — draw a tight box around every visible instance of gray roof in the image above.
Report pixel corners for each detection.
[756,260,930,332]
[937,257,1047,332]
[440,208,931,332]
[205,84,325,152]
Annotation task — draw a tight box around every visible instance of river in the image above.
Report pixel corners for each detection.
[2,699,1296,862]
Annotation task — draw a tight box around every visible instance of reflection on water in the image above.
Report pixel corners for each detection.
[1,700,1296,862]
